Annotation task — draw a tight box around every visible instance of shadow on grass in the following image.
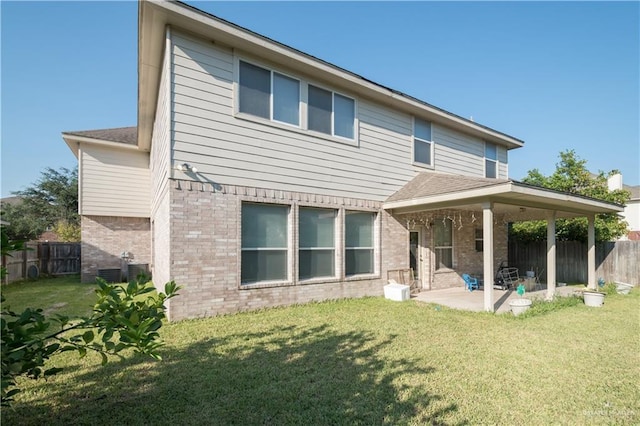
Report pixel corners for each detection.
[4,324,462,425]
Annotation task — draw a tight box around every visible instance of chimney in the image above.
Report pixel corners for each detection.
[607,173,623,191]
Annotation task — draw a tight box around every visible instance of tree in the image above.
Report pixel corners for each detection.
[2,167,79,241]
[0,225,180,406]
[510,150,630,243]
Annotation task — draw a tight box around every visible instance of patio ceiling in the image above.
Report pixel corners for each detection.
[383,173,624,220]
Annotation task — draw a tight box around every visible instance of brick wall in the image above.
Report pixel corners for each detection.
[81,215,151,283]
[165,180,407,321]
[396,211,508,290]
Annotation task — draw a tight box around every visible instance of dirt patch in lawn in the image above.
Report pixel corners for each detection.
[44,302,67,315]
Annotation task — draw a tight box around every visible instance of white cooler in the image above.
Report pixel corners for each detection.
[384,282,410,301]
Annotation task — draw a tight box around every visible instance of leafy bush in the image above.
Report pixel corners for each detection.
[1,275,180,406]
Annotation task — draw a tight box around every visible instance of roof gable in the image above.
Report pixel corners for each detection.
[138,0,525,152]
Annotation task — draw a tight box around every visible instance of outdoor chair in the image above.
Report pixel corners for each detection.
[387,268,419,295]
[462,274,479,292]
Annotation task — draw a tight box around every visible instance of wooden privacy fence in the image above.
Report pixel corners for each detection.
[508,240,639,286]
[2,242,81,284]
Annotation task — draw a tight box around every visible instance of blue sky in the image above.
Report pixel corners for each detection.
[1,1,638,198]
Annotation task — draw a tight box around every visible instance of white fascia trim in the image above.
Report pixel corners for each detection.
[384,181,624,213]
[62,134,141,155]
[138,0,524,151]
[509,183,624,212]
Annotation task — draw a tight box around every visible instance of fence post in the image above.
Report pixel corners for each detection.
[1,254,6,285]
[40,242,48,275]
[22,248,28,280]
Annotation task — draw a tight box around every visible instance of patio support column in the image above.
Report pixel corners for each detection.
[546,210,556,300]
[587,214,596,289]
[482,202,494,312]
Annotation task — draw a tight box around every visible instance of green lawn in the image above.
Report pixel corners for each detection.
[1,275,94,319]
[2,278,639,425]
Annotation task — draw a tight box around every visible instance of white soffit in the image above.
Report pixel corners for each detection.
[384,182,624,217]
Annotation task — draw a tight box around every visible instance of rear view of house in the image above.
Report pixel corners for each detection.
[63,0,622,321]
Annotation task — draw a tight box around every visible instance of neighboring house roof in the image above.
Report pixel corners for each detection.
[62,126,138,158]
[138,0,525,152]
[624,184,640,200]
[0,196,22,206]
[628,231,640,240]
[384,172,624,219]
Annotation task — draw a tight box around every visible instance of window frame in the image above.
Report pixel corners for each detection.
[412,117,435,168]
[298,206,338,281]
[484,141,498,179]
[344,210,377,278]
[307,83,356,142]
[475,227,483,252]
[237,59,302,129]
[434,218,454,271]
[240,202,292,287]
[234,56,359,146]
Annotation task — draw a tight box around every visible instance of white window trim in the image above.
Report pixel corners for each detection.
[233,55,359,146]
[235,58,302,129]
[484,141,499,179]
[239,201,293,288]
[475,227,483,252]
[434,217,454,271]
[238,202,380,288]
[344,209,379,279]
[307,82,358,143]
[412,116,435,169]
[297,206,339,282]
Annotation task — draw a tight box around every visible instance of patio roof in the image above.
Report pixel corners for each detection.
[383,172,624,219]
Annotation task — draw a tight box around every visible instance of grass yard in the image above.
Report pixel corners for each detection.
[2,278,639,425]
[1,275,94,319]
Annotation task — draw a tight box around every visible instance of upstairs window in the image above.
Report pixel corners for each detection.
[345,211,375,276]
[414,118,434,167]
[485,142,497,178]
[308,85,355,139]
[239,61,300,126]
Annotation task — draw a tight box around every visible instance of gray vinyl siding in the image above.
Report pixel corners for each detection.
[170,31,509,201]
[151,30,172,287]
[80,145,150,217]
[497,146,508,179]
[430,125,485,177]
[151,35,171,219]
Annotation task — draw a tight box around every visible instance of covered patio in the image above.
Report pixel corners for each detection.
[412,285,579,314]
[384,173,624,312]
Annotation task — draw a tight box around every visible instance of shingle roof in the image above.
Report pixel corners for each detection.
[63,126,137,146]
[386,173,511,203]
[623,184,640,200]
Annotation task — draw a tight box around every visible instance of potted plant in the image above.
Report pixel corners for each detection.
[582,278,606,307]
[615,281,633,295]
[509,283,532,316]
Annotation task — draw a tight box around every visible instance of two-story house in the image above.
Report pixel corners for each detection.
[62,0,622,321]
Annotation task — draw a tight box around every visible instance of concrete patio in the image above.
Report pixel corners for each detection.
[413,285,580,314]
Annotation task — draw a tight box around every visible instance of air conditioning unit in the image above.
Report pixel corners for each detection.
[128,263,150,282]
[97,268,122,283]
